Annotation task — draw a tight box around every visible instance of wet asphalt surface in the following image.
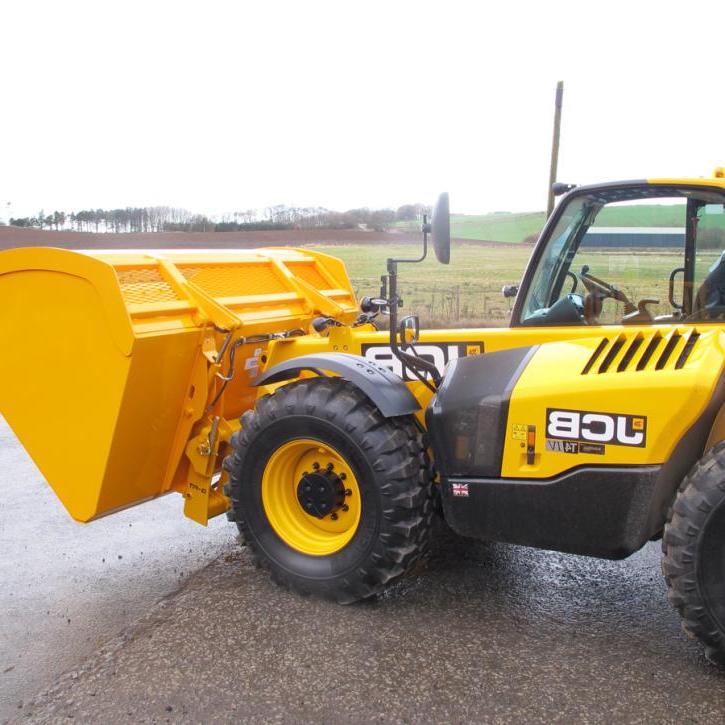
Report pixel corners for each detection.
[0,417,232,723]
[2,421,725,722]
[9,528,725,721]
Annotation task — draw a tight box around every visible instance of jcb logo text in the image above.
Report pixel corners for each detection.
[546,408,647,448]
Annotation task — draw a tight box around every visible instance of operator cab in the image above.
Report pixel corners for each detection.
[513,182,725,327]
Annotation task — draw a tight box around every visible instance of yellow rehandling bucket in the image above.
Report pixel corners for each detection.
[0,246,358,523]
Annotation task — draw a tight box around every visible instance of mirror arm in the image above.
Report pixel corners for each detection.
[380,197,451,391]
[386,258,439,390]
[391,214,429,265]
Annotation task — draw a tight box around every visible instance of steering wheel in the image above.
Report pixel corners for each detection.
[577,266,663,324]
[579,265,622,299]
[578,265,637,324]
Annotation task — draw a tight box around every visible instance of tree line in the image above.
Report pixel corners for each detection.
[7,203,431,234]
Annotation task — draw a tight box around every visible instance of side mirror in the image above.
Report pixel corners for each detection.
[399,314,420,346]
[431,192,450,264]
[502,284,519,299]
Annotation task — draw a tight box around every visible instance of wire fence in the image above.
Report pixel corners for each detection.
[352,281,515,328]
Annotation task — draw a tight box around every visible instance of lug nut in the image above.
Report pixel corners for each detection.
[330,513,338,520]
[326,463,334,472]
[341,504,349,512]
[339,473,347,481]
[345,489,352,497]
[312,462,320,471]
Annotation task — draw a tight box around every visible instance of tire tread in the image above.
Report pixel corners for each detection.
[223,377,434,603]
[662,440,725,663]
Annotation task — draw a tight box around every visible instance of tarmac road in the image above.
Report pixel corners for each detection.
[0,417,233,723]
[8,510,725,720]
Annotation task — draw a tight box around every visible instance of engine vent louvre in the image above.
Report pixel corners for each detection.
[636,333,663,371]
[675,330,700,369]
[598,334,626,373]
[617,334,644,372]
[581,338,609,375]
[655,332,682,370]
[581,329,699,375]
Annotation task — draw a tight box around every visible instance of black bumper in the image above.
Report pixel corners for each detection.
[441,465,662,559]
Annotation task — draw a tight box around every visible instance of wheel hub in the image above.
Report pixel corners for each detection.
[297,467,346,519]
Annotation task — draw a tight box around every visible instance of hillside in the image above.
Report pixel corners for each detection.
[395,212,544,243]
[397,203,725,244]
[4,203,723,251]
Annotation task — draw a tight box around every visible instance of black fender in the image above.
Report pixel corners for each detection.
[252,352,420,418]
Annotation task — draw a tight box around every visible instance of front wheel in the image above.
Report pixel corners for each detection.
[662,441,725,664]
[223,377,433,603]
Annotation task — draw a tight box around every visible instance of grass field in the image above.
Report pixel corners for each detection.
[448,212,545,243]
[314,243,716,328]
[395,213,544,243]
[316,243,528,327]
[395,203,725,244]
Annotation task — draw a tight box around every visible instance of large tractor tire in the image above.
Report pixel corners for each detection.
[662,440,725,665]
[223,377,433,603]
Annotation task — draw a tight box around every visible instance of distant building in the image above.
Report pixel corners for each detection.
[582,227,684,248]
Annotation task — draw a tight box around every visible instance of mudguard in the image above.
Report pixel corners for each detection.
[253,352,420,418]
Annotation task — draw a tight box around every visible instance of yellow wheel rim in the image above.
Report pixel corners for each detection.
[261,438,362,556]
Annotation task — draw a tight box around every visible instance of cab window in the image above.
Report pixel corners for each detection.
[519,187,725,326]
[694,204,725,313]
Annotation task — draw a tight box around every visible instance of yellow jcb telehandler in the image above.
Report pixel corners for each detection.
[3,172,725,663]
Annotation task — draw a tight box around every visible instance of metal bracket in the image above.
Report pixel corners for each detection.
[183,416,235,525]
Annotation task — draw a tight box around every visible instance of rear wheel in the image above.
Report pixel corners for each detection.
[223,377,433,603]
[662,441,725,664]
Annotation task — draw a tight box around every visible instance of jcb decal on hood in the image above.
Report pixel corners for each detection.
[361,342,483,381]
[546,408,647,448]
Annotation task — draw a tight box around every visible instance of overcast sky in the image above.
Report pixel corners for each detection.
[2,0,724,220]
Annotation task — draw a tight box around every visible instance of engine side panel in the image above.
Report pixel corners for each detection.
[502,328,724,478]
[430,328,725,558]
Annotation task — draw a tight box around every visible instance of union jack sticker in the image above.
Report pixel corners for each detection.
[451,482,469,497]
